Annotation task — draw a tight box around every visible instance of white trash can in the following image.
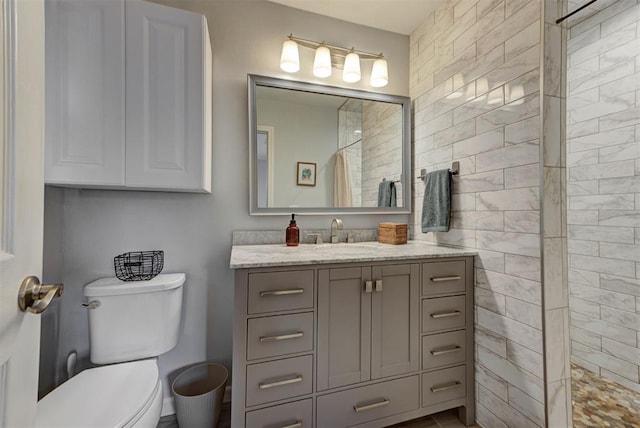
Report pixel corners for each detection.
[171,363,228,428]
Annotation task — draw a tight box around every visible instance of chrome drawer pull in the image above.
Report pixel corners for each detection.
[260,288,304,297]
[353,398,390,412]
[431,276,461,282]
[430,381,462,393]
[431,345,462,356]
[278,421,302,428]
[430,310,461,319]
[259,332,304,342]
[259,375,303,389]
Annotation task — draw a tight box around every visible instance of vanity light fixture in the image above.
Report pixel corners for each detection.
[279,34,388,87]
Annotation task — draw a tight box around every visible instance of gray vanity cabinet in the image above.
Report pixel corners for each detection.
[231,255,474,428]
[317,264,419,391]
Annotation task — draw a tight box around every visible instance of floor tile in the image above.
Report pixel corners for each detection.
[572,364,640,428]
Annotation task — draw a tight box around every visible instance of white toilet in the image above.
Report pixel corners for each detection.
[36,273,186,428]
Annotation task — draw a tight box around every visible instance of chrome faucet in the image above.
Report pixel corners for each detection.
[330,218,343,243]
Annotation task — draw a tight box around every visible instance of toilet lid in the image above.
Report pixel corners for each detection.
[36,359,159,428]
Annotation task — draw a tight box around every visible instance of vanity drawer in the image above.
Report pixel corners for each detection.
[316,375,419,427]
[422,261,466,296]
[245,399,312,428]
[246,355,313,407]
[248,270,314,314]
[422,365,466,408]
[247,312,314,360]
[422,295,466,333]
[422,330,466,370]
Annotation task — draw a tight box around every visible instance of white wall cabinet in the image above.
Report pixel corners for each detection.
[45,0,212,193]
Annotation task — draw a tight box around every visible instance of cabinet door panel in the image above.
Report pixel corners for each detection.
[317,267,371,391]
[125,0,211,192]
[371,264,419,379]
[45,0,125,186]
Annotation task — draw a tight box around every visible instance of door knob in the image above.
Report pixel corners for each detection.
[18,276,64,314]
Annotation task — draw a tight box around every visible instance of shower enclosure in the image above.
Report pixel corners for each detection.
[564,0,640,425]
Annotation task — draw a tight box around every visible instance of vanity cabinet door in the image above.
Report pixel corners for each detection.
[317,267,372,391]
[371,263,420,380]
[45,0,126,187]
[125,0,212,192]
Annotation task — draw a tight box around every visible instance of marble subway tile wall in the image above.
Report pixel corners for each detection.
[410,0,545,426]
[361,101,404,206]
[566,0,640,393]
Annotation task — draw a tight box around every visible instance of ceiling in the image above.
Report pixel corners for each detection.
[266,0,444,35]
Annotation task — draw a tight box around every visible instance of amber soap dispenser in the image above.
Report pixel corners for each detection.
[286,214,299,246]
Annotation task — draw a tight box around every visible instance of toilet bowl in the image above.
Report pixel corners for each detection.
[36,273,185,428]
[36,359,162,428]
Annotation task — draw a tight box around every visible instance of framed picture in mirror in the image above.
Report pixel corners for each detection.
[297,162,316,186]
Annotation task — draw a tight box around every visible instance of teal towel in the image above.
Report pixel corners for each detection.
[421,169,451,233]
[377,180,397,207]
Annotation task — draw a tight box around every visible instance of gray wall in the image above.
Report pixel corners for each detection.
[258,98,337,207]
[40,0,409,406]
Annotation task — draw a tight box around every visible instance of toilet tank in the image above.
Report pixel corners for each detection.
[84,273,185,364]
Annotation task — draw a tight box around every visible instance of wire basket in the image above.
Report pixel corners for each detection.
[114,250,164,281]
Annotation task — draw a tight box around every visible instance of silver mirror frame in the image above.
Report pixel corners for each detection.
[248,74,411,215]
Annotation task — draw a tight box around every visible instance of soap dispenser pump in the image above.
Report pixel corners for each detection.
[286,214,299,246]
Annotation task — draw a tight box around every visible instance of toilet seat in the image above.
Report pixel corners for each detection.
[36,359,161,428]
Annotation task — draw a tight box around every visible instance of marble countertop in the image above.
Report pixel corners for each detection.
[229,241,477,269]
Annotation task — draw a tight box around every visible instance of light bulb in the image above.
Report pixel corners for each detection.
[313,46,332,78]
[280,39,300,73]
[343,52,361,83]
[370,58,388,87]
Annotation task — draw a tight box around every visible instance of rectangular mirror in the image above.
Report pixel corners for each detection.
[248,74,411,215]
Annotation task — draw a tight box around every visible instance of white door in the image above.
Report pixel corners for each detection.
[0,0,47,426]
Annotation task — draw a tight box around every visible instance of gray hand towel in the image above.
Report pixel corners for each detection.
[377,180,397,207]
[421,169,451,233]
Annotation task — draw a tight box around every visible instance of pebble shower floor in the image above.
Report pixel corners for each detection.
[572,364,640,428]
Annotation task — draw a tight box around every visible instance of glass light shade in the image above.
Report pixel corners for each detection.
[446,73,464,99]
[370,58,388,87]
[509,85,525,105]
[343,52,361,83]
[313,46,332,78]
[280,39,300,73]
